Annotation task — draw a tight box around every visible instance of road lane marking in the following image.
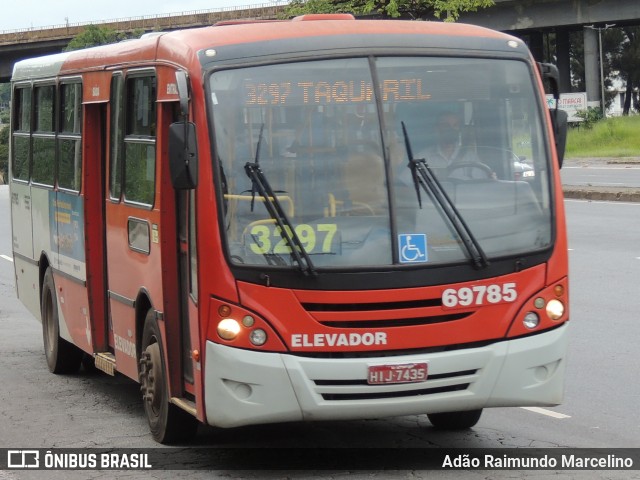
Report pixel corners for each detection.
[0,254,13,263]
[562,166,640,169]
[520,407,571,419]
[578,182,626,186]
[565,199,640,206]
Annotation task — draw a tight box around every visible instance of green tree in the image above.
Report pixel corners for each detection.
[0,126,8,183]
[0,82,9,105]
[0,83,9,125]
[0,83,9,182]
[283,0,494,21]
[609,26,640,115]
[64,25,122,51]
[569,28,623,112]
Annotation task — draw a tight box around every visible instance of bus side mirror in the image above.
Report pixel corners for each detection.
[169,70,198,189]
[176,70,189,119]
[169,122,198,189]
[552,109,568,168]
[538,62,568,168]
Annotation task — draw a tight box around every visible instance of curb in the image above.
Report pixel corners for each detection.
[562,157,640,202]
[562,186,640,202]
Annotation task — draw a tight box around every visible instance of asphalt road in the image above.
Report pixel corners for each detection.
[0,185,639,479]
[561,157,640,188]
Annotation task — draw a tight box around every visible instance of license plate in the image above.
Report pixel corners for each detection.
[367,362,428,385]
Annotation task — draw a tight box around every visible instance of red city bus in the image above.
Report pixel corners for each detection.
[9,15,569,443]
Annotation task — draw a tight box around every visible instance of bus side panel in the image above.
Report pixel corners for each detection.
[50,273,90,350]
[105,203,163,382]
[52,190,92,350]
[10,181,39,319]
[108,298,139,380]
[54,191,86,282]
[13,256,40,320]
[10,182,34,258]
[31,188,55,268]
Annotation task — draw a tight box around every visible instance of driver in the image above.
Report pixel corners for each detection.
[420,112,492,180]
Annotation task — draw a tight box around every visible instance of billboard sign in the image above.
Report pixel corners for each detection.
[546,92,588,122]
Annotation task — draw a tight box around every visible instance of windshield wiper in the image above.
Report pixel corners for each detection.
[400,121,489,270]
[244,125,317,277]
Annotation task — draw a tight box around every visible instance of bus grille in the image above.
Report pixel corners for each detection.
[301,298,473,328]
[317,313,470,328]
[313,369,477,401]
[320,384,469,401]
[302,299,442,311]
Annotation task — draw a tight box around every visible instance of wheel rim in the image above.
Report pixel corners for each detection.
[141,342,163,418]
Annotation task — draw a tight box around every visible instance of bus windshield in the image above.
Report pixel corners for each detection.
[209,56,553,269]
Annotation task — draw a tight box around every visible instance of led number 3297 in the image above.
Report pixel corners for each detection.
[442,283,517,308]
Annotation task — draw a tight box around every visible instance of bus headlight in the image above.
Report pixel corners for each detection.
[217,319,241,340]
[546,299,565,320]
[523,312,540,329]
[249,329,267,346]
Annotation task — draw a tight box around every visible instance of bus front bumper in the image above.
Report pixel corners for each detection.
[203,323,569,428]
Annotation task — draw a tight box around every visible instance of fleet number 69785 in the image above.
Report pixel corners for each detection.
[442,282,518,308]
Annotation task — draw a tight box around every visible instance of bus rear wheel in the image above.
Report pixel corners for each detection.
[427,409,483,430]
[139,310,198,444]
[41,267,83,374]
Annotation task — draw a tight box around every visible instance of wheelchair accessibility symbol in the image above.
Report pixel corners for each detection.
[398,234,428,263]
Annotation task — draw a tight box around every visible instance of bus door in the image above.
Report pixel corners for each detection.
[163,70,201,410]
[166,82,199,404]
[100,71,161,381]
[176,189,195,385]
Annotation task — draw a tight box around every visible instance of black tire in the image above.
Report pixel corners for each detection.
[427,409,483,430]
[41,268,83,374]
[139,310,198,444]
[81,353,99,374]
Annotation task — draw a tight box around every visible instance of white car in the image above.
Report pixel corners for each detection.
[513,159,535,181]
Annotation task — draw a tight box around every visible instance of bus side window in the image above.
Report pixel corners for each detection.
[11,86,32,182]
[58,82,83,192]
[109,74,124,200]
[32,84,55,186]
[123,75,157,207]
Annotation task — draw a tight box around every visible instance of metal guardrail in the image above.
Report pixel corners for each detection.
[0,2,289,44]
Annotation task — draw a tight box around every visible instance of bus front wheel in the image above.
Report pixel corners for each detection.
[139,310,198,444]
[427,409,483,430]
[41,267,83,374]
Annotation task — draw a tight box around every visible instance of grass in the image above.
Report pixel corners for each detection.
[565,115,640,158]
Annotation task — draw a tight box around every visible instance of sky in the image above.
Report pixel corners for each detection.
[0,0,285,32]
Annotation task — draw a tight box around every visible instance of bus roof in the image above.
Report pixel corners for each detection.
[12,18,526,81]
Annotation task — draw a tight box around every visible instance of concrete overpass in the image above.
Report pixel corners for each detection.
[459,0,640,108]
[1,0,639,108]
[0,3,286,82]
[460,0,640,30]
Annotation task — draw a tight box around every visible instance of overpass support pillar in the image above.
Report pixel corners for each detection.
[556,28,571,93]
[583,27,601,108]
[528,31,544,62]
